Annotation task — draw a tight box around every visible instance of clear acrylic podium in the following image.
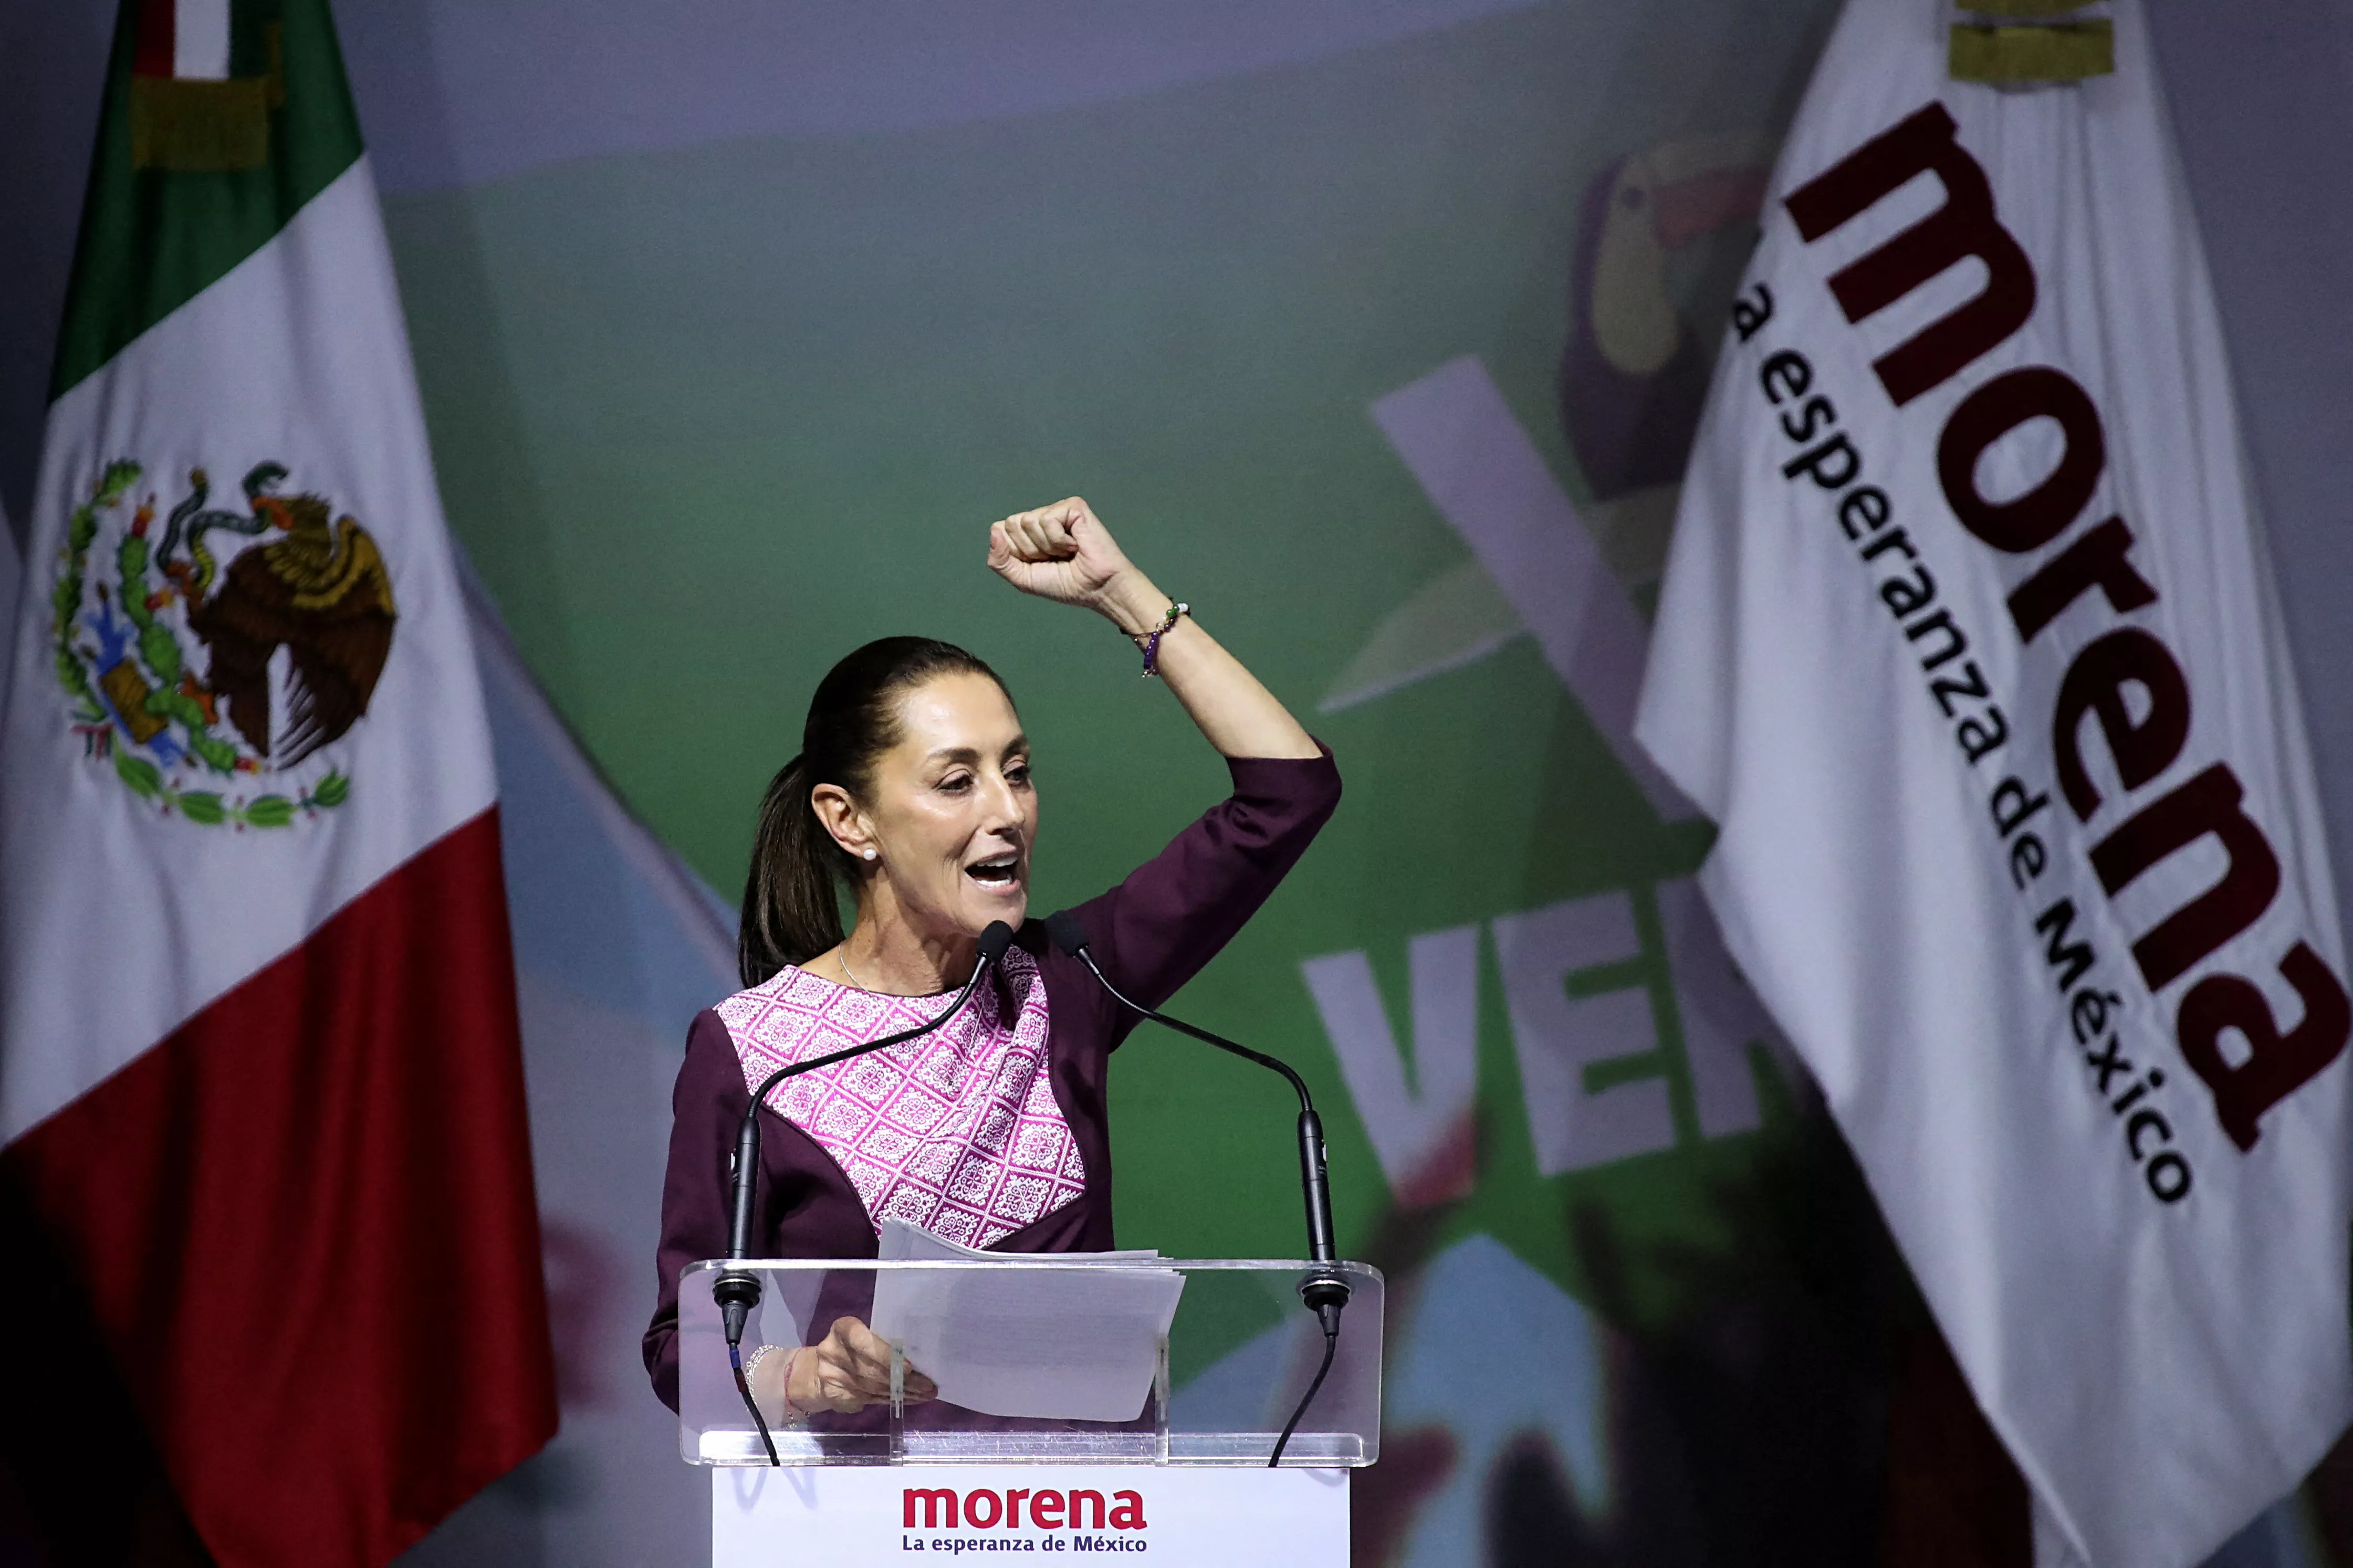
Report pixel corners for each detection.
[677,1258,1384,1466]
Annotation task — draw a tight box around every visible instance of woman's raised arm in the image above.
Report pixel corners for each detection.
[988,497,1321,761]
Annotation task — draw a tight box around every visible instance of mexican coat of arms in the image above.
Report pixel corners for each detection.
[51,459,398,827]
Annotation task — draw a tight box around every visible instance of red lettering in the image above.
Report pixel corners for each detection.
[1784,101,2036,404]
[1788,98,2346,1163]
[2089,764,2282,991]
[2177,945,2352,1151]
[2007,515,2159,642]
[2053,628,2190,821]
[1937,367,2106,552]
[965,1489,1003,1529]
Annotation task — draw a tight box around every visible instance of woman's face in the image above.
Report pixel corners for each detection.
[852,671,1037,941]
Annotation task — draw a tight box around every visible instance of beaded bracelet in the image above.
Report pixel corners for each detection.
[744,1342,782,1398]
[745,1343,809,1426]
[1134,601,1188,678]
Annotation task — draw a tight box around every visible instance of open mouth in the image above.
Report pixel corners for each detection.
[965,851,1021,888]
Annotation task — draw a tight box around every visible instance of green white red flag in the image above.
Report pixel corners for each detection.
[0,1,556,1561]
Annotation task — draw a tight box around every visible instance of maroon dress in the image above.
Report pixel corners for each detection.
[642,749,1341,1411]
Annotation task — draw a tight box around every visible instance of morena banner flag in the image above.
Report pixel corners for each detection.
[1639,1,2353,1564]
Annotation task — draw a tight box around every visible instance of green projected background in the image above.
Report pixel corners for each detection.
[381,3,1905,1559]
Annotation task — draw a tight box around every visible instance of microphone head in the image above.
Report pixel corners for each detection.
[1042,909,1090,957]
[978,920,1016,964]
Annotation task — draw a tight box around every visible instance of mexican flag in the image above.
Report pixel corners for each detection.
[0,2,556,1563]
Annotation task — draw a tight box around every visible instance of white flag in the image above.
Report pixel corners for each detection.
[1636,2,2351,1564]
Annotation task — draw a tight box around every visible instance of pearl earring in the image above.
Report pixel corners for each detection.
[863,847,878,861]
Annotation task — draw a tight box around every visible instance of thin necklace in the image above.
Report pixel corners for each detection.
[836,945,889,995]
[836,944,966,998]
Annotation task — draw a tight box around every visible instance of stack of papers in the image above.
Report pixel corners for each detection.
[869,1220,1185,1421]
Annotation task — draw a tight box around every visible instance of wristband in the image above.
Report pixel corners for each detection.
[1133,601,1188,678]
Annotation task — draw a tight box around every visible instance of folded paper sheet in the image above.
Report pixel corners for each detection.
[870,1220,1186,1422]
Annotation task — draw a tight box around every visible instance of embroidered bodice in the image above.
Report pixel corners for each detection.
[711,948,1086,1247]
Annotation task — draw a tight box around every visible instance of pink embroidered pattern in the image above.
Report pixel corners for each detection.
[714,948,1085,1246]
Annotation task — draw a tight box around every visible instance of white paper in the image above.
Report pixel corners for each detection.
[870,1220,1186,1422]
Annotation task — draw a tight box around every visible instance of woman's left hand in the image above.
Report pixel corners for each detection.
[988,498,1162,633]
[765,1315,937,1417]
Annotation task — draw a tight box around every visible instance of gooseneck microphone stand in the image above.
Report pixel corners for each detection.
[1042,911,1350,1467]
[714,920,1016,1465]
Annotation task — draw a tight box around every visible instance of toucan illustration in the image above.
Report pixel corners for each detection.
[1559,136,1771,506]
[1319,135,1773,714]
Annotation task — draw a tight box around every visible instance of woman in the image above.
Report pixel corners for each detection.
[643,497,1340,1425]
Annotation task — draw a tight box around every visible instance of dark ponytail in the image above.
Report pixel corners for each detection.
[738,752,841,986]
[737,636,1012,986]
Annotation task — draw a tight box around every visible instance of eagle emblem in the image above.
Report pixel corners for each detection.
[51,459,396,827]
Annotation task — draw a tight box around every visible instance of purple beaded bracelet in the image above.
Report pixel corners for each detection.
[1136,600,1188,678]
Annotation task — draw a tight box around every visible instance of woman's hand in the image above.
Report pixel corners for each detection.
[989,494,1319,760]
[758,1316,937,1416]
[988,497,1166,635]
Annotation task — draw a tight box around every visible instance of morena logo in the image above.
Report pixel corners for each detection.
[1762,99,2353,1170]
[903,1487,1147,1533]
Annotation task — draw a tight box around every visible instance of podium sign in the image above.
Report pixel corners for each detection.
[683,1259,1376,1567]
[713,1465,1349,1566]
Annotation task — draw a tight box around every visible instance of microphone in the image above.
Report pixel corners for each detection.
[1043,909,1348,1467]
[713,919,1015,1463]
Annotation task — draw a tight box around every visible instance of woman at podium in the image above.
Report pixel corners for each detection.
[643,497,1340,1425]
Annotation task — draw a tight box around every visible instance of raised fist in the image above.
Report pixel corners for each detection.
[987,498,1148,628]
